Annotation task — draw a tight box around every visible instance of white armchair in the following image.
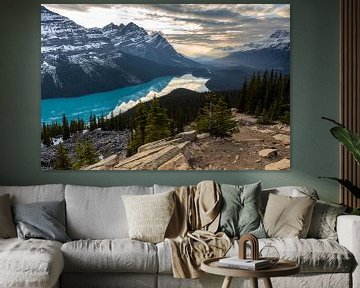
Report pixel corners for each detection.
[337,215,360,288]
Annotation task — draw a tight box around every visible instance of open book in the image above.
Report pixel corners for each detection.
[218,257,271,270]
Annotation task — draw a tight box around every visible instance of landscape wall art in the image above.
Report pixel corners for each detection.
[41,4,291,170]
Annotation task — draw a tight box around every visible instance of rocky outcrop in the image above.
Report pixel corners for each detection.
[197,133,210,140]
[176,130,197,141]
[273,134,290,145]
[265,158,290,170]
[41,129,130,170]
[68,112,291,170]
[258,149,278,158]
[87,131,196,170]
[114,145,180,170]
[82,155,120,170]
[158,153,191,170]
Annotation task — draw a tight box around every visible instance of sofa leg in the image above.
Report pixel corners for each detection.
[251,278,258,288]
[263,277,273,288]
[221,276,232,288]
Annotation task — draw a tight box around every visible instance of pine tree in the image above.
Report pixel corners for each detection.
[195,93,238,137]
[54,144,71,170]
[89,115,97,131]
[62,114,70,140]
[238,80,248,112]
[72,140,99,169]
[42,122,51,146]
[144,97,171,143]
[127,102,148,156]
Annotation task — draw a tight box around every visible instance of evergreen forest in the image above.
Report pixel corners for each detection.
[42,70,290,161]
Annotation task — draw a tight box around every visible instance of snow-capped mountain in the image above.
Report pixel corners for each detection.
[41,6,202,99]
[102,22,200,67]
[216,30,290,73]
[230,30,290,53]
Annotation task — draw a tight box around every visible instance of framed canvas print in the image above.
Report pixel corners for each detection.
[40,4,290,170]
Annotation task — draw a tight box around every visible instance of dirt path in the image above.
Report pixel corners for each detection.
[183,114,290,170]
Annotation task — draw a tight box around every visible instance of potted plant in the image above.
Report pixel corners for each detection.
[320,117,360,215]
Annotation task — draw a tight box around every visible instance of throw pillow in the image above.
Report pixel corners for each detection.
[307,200,347,240]
[12,200,70,243]
[263,193,316,238]
[122,191,175,243]
[218,182,266,238]
[0,194,16,238]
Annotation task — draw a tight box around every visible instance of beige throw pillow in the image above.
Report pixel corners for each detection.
[263,193,316,238]
[122,191,175,243]
[0,194,17,238]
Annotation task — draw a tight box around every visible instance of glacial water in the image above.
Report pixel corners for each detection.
[41,74,209,125]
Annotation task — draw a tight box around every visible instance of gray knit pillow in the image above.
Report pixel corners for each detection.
[0,194,16,238]
[12,200,70,243]
[307,200,347,240]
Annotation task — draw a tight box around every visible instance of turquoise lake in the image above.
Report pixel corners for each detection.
[41,74,209,125]
[41,76,173,125]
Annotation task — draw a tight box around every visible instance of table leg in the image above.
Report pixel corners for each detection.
[251,278,258,288]
[263,277,273,288]
[221,276,233,288]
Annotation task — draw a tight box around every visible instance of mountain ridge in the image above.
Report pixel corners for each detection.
[41,6,203,99]
[210,30,290,74]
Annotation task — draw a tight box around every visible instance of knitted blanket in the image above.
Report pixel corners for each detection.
[165,181,231,278]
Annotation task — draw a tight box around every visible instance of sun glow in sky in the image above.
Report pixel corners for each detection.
[43,4,290,58]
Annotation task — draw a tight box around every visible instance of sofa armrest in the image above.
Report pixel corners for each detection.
[337,215,360,288]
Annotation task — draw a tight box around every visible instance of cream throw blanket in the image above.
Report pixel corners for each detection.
[165,181,231,279]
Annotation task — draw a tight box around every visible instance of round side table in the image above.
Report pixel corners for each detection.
[201,257,300,288]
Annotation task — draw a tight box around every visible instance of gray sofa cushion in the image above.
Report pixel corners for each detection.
[0,194,16,238]
[61,273,157,288]
[0,238,64,288]
[229,238,353,273]
[62,239,158,273]
[65,185,153,239]
[0,184,65,204]
[157,237,353,274]
[153,184,176,194]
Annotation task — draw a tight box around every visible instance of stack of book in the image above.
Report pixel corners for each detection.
[218,257,271,270]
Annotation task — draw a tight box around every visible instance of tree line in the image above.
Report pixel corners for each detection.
[238,70,290,124]
[53,139,99,170]
[42,69,290,147]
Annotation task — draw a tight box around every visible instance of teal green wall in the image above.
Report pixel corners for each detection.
[0,0,340,203]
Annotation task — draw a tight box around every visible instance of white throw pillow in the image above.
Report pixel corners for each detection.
[122,191,175,243]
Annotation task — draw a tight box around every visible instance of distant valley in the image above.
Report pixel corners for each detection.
[41,5,290,100]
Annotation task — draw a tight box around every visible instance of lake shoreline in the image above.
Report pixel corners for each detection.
[41,74,209,125]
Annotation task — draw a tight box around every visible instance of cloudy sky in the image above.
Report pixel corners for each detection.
[43,4,290,58]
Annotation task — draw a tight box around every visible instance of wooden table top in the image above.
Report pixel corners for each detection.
[201,257,300,278]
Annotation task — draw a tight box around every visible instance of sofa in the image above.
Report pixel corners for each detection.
[0,183,359,288]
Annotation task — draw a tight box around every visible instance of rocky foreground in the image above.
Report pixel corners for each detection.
[83,113,290,171]
[41,130,130,170]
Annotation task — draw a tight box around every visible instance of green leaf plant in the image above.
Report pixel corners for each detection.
[319,117,360,201]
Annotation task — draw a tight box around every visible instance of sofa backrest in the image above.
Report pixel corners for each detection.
[0,184,65,204]
[153,184,176,194]
[261,186,319,212]
[65,184,153,240]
